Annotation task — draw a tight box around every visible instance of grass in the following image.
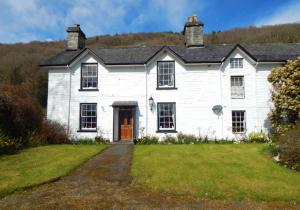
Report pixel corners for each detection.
[0,144,107,197]
[132,144,300,201]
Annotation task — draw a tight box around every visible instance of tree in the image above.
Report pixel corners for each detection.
[268,57,300,134]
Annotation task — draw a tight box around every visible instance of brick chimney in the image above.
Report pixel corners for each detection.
[183,15,204,47]
[66,24,86,50]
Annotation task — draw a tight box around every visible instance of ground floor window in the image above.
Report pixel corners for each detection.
[232,110,246,133]
[80,103,97,131]
[157,102,176,131]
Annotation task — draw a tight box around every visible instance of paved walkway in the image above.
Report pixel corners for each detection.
[0,145,299,210]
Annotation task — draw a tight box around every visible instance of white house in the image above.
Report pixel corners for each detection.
[42,15,300,142]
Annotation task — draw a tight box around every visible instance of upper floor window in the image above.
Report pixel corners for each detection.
[81,63,98,90]
[80,103,97,131]
[157,102,176,132]
[232,110,246,133]
[231,76,245,99]
[157,61,175,89]
[230,58,243,68]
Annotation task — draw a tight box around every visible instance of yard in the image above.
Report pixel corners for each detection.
[0,144,107,197]
[132,144,300,201]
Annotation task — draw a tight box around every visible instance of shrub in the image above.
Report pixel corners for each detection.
[71,137,108,145]
[136,136,159,144]
[0,84,43,141]
[246,130,269,143]
[27,131,47,147]
[38,120,69,144]
[278,122,300,170]
[177,132,199,144]
[268,57,300,134]
[95,135,109,144]
[0,132,22,155]
[161,135,177,144]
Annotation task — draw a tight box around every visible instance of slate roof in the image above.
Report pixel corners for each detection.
[41,43,300,67]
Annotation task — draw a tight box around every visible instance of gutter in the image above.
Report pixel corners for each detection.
[219,62,224,138]
[144,64,148,136]
[67,64,72,136]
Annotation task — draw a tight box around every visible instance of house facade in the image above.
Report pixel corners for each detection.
[42,15,300,141]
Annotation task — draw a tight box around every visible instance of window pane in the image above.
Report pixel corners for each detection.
[158,103,176,130]
[231,76,245,99]
[81,64,98,89]
[158,61,175,88]
[80,104,97,130]
[232,111,245,133]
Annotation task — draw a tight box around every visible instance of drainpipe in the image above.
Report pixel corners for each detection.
[67,64,72,136]
[144,64,148,136]
[219,62,224,138]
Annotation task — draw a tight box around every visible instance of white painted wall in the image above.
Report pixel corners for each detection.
[47,49,279,141]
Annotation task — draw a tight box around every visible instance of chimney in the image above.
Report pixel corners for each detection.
[66,24,86,50]
[183,15,204,47]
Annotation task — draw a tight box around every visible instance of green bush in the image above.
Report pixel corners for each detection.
[71,136,109,145]
[95,135,110,144]
[161,135,177,144]
[278,122,300,170]
[0,132,22,155]
[177,132,199,144]
[136,136,159,144]
[246,130,269,143]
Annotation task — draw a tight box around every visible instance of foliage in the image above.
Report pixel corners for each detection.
[132,144,300,201]
[38,120,69,144]
[136,133,236,144]
[0,84,43,141]
[278,122,300,171]
[71,136,109,145]
[136,136,159,144]
[0,132,22,155]
[246,130,269,143]
[268,57,300,134]
[0,144,107,197]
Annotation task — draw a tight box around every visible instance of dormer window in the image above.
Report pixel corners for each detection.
[230,58,243,68]
[80,63,98,90]
[157,61,175,89]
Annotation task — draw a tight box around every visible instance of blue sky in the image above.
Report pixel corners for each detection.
[0,0,300,43]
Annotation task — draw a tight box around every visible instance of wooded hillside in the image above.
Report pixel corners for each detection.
[0,23,300,108]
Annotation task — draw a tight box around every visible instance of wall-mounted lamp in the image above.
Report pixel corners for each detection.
[149,96,154,111]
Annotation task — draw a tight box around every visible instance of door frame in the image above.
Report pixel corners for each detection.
[118,108,134,141]
[113,106,136,141]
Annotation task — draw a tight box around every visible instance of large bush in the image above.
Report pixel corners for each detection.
[38,120,69,144]
[278,122,300,170]
[0,84,43,141]
[268,57,300,134]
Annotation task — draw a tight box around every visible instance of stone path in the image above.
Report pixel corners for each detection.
[0,144,299,210]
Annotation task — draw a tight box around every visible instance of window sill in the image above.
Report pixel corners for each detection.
[78,89,99,91]
[156,130,177,133]
[77,130,97,133]
[156,87,177,90]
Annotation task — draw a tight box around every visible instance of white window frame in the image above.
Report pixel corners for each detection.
[231,76,245,99]
[230,58,243,69]
[81,63,98,90]
[80,103,97,131]
[157,102,176,131]
[157,61,175,89]
[232,110,246,133]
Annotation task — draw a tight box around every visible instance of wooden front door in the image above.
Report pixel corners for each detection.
[119,109,133,141]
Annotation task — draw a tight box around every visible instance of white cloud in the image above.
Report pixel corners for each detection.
[256,0,300,26]
[0,0,204,43]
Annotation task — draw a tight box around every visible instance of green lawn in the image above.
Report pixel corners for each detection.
[132,144,300,201]
[0,144,107,197]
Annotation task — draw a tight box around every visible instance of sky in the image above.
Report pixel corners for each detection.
[0,0,300,43]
